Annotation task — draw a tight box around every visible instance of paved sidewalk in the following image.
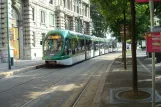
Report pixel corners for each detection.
[0,58,45,79]
[94,49,161,107]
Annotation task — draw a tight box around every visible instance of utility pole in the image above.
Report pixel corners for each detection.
[6,0,11,69]
[130,0,138,94]
[149,1,155,107]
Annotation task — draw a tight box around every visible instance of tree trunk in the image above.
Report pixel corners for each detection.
[130,0,138,94]
[123,9,127,69]
[122,41,124,62]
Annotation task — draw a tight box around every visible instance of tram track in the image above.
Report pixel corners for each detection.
[59,60,110,107]
[0,58,95,95]
[0,68,61,94]
[71,76,93,107]
[70,57,114,107]
[19,57,105,107]
[0,60,92,93]
[0,54,116,107]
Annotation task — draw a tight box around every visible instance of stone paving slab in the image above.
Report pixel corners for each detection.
[0,59,45,79]
[96,51,161,107]
[0,64,45,79]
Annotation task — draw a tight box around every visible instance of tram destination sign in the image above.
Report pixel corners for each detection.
[146,32,161,52]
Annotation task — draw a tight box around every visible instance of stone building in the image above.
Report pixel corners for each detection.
[0,0,91,62]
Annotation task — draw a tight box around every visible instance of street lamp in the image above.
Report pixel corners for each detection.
[6,0,11,69]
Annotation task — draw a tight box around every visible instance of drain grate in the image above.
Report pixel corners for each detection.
[110,87,161,104]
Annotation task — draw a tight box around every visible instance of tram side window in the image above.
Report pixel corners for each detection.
[88,40,92,50]
[71,39,75,54]
[103,42,104,49]
[71,37,78,55]
[100,41,104,49]
[99,42,101,49]
[80,39,85,51]
[89,40,93,50]
[86,40,90,51]
[87,40,90,50]
[65,38,71,55]
[94,41,99,50]
[107,42,109,49]
[94,41,96,50]
[91,40,94,50]
[78,39,81,52]
[105,42,108,49]
[97,41,99,50]
[85,40,87,50]
[77,38,84,53]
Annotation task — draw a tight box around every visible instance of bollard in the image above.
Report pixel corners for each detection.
[10,57,14,66]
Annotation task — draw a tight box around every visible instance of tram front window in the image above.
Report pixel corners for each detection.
[44,35,63,55]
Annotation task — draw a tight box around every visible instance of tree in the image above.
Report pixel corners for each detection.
[91,0,130,36]
[91,0,150,95]
[154,2,161,19]
[135,4,149,40]
[90,3,107,37]
[91,0,150,40]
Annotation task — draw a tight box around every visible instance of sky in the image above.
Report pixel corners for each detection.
[106,32,116,39]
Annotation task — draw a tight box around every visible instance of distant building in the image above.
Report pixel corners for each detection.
[0,0,91,62]
[152,16,161,32]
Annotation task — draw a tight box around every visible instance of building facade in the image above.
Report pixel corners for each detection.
[0,0,91,62]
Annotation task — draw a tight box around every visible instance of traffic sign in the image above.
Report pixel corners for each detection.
[146,32,161,52]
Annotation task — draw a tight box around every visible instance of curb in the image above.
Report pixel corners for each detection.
[91,56,118,107]
[0,64,46,79]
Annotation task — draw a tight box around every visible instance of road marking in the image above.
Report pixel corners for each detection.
[137,59,151,74]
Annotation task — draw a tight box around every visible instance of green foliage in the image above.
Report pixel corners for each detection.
[135,4,149,40]
[154,2,161,19]
[126,39,131,44]
[90,3,107,37]
[91,0,130,38]
[90,0,150,41]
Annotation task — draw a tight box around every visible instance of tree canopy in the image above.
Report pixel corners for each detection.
[154,2,161,19]
[90,3,107,37]
[90,0,150,41]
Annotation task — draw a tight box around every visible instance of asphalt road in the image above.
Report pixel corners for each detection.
[0,52,121,107]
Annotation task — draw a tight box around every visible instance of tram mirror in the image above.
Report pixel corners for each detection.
[40,41,42,45]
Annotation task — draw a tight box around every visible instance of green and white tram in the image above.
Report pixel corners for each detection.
[84,34,93,59]
[41,29,116,65]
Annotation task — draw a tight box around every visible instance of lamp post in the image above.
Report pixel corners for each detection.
[6,0,11,69]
